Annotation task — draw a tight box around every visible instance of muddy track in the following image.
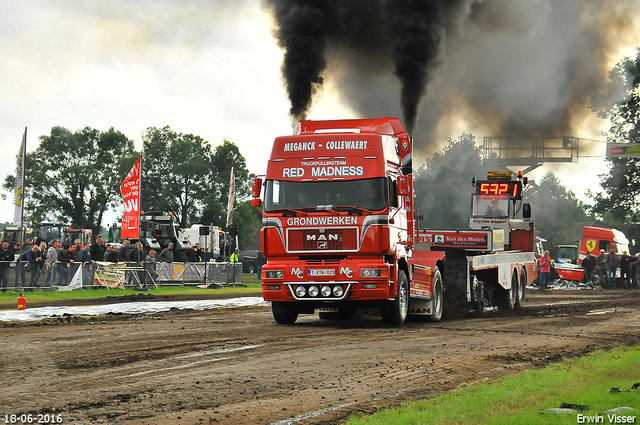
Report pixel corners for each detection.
[1,289,639,425]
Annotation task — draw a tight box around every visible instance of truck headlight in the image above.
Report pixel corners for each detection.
[320,286,332,297]
[264,270,284,279]
[295,286,307,297]
[332,285,344,297]
[308,285,319,297]
[361,268,388,278]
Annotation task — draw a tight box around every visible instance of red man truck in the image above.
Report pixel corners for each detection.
[252,118,537,325]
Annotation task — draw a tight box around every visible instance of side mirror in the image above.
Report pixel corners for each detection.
[252,177,263,198]
[251,177,263,208]
[522,203,532,219]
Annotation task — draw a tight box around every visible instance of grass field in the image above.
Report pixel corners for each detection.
[0,272,263,309]
[345,346,640,425]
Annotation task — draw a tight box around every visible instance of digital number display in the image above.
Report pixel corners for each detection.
[476,181,522,200]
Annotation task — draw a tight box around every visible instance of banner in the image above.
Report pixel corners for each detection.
[13,128,26,226]
[225,167,235,227]
[606,143,640,158]
[120,156,141,239]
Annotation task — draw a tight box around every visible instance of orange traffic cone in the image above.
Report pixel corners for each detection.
[17,293,26,310]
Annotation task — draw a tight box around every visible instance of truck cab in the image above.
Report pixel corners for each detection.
[254,118,417,325]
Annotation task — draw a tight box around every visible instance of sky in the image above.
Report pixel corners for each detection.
[1,0,640,227]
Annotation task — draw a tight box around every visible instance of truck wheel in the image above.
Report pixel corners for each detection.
[516,269,526,309]
[272,301,298,324]
[382,270,409,326]
[428,269,443,322]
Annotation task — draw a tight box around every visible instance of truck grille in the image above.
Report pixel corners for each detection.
[287,228,359,252]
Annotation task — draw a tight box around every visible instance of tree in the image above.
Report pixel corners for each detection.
[414,133,487,229]
[141,131,260,249]
[526,172,593,247]
[141,126,213,227]
[201,140,259,250]
[590,48,640,223]
[2,126,137,235]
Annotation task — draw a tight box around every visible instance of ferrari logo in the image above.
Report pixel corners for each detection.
[586,239,597,252]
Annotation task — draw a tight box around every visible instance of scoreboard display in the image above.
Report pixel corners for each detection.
[475,180,522,200]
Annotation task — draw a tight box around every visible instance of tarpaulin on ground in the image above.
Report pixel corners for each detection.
[0,297,268,322]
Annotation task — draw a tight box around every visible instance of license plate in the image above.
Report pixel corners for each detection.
[308,269,336,277]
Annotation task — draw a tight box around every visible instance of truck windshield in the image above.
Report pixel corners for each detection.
[39,225,63,242]
[471,195,510,218]
[264,178,387,212]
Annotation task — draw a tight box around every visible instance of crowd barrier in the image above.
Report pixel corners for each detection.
[0,260,244,291]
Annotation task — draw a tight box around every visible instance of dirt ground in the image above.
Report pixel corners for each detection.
[1,289,639,425]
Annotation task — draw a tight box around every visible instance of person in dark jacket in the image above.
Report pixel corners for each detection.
[90,236,105,264]
[58,244,76,285]
[596,249,608,289]
[0,241,15,292]
[158,242,174,263]
[106,245,119,263]
[118,239,131,263]
[581,251,596,284]
[620,251,632,289]
[25,244,44,290]
[606,245,618,289]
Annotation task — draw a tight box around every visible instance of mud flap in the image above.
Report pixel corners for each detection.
[498,264,512,290]
[408,298,433,316]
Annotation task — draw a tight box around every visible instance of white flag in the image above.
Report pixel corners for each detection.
[13,128,26,226]
[225,167,236,227]
[58,267,84,291]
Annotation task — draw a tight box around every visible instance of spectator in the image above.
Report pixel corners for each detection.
[25,244,43,290]
[106,244,119,263]
[187,244,201,262]
[606,244,618,289]
[103,244,112,261]
[158,242,174,263]
[581,251,596,284]
[73,239,83,263]
[81,243,95,287]
[118,239,131,263]
[91,236,105,264]
[229,247,240,285]
[145,249,159,285]
[633,253,640,290]
[43,240,59,289]
[596,249,608,289]
[128,241,145,287]
[620,251,632,289]
[538,250,552,290]
[58,244,76,286]
[256,250,266,281]
[0,241,15,292]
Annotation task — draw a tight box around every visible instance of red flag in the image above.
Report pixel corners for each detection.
[120,156,141,239]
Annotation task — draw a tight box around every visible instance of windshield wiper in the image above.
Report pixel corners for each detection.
[332,205,371,215]
[266,208,307,216]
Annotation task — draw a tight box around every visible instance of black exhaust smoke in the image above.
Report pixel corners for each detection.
[267,0,458,132]
[269,1,329,121]
[266,0,639,156]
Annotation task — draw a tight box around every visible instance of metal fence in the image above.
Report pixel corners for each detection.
[0,260,244,291]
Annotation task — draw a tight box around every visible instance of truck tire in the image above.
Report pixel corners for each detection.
[428,269,443,322]
[247,263,255,274]
[516,269,526,309]
[381,270,409,326]
[272,301,298,324]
